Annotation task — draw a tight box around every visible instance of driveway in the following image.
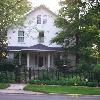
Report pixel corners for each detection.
[0,94,100,100]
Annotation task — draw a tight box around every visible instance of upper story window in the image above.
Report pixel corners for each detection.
[37,15,47,24]
[38,31,44,43]
[43,15,47,24]
[18,30,24,43]
[37,15,41,24]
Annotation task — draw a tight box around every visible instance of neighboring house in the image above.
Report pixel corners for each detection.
[7,5,63,69]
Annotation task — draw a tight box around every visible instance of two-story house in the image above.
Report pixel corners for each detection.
[7,5,63,69]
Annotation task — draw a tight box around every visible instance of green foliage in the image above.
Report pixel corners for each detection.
[0,72,15,83]
[25,84,100,95]
[29,74,97,87]
[93,64,100,85]
[29,79,97,87]
[0,59,16,83]
[0,0,32,59]
[52,0,100,66]
[0,83,9,89]
[76,62,95,73]
[94,64,100,72]
[0,59,16,71]
[54,60,64,67]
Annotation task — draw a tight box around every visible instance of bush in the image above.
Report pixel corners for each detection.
[54,60,71,73]
[0,59,16,71]
[28,78,97,87]
[79,81,97,87]
[0,83,9,89]
[94,64,100,86]
[0,59,20,83]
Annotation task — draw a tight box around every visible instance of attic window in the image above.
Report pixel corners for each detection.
[37,15,41,24]
[38,31,44,43]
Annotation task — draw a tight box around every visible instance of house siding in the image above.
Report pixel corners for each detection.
[7,6,60,48]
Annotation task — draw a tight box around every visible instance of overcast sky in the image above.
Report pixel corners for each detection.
[28,0,60,13]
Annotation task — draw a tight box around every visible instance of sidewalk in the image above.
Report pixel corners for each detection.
[0,84,100,96]
[0,84,44,95]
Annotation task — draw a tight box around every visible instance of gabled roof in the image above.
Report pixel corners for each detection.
[27,5,57,17]
[7,44,62,52]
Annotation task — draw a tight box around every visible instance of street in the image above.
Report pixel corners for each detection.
[0,94,100,100]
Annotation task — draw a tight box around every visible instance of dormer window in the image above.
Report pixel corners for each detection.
[18,30,24,43]
[38,31,44,43]
[37,15,41,24]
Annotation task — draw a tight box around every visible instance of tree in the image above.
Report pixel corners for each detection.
[52,0,100,67]
[0,0,31,59]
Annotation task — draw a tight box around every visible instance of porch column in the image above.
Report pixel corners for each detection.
[60,53,63,60]
[33,54,35,68]
[48,53,50,68]
[51,54,54,67]
[8,52,14,59]
[43,55,45,67]
[27,53,30,68]
[19,52,21,65]
[37,54,38,67]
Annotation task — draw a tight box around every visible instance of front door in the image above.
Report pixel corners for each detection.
[38,56,43,67]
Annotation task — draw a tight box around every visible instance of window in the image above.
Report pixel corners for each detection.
[38,31,44,43]
[18,30,24,43]
[43,15,47,24]
[37,15,41,24]
[43,19,47,24]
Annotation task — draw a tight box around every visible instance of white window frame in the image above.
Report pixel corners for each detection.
[18,30,24,43]
[38,31,44,43]
[37,15,41,24]
[43,15,47,24]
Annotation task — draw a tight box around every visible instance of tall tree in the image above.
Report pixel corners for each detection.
[52,0,100,65]
[0,0,31,59]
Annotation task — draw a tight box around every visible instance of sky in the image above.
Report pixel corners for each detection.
[28,0,60,13]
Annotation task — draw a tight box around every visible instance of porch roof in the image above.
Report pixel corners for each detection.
[7,44,62,52]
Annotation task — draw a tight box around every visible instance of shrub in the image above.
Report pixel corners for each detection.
[94,64,100,86]
[0,59,16,71]
[29,78,97,87]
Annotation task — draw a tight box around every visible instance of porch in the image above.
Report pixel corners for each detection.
[7,44,62,69]
[20,51,55,69]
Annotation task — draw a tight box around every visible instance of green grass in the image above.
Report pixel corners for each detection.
[0,83,9,89]
[24,84,100,95]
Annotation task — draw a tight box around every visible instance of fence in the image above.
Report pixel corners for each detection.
[0,71,15,83]
[28,68,100,83]
[0,66,28,83]
[0,67,100,85]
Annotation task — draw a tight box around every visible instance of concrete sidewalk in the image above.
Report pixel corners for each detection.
[0,84,100,97]
[7,84,26,90]
[0,84,44,95]
[0,89,44,95]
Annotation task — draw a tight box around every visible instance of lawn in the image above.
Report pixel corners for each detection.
[24,84,100,95]
[0,83,9,89]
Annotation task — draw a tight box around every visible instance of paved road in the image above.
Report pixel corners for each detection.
[0,94,100,100]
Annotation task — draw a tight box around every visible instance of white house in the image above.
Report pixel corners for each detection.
[7,5,63,69]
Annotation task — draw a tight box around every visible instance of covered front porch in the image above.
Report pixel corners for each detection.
[7,44,62,69]
[24,51,55,69]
